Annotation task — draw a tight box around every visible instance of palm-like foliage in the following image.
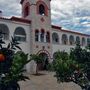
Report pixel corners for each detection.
[0,36,30,90]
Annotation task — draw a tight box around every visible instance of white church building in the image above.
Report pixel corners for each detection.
[0,0,90,72]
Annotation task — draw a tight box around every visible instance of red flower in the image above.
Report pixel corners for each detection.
[0,54,5,62]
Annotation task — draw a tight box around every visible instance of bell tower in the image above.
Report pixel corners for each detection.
[20,0,52,61]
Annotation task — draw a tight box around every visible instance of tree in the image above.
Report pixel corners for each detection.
[53,49,90,90]
[0,34,30,90]
[70,43,90,89]
[30,54,43,74]
[54,51,78,82]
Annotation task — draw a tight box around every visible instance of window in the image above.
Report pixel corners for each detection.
[37,1,48,16]
[39,4,45,15]
[40,30,45,42]
[23,3,30,17]
[25,6,29,16]
[46,32,50,43]
[62,34,68,45]
[14,27,26,42]
[76,36,80,44]
[82,37,86,46]
[35,30,39,41]
[69,35,74,45]
[0,24,9,40]
[52,33,59,44]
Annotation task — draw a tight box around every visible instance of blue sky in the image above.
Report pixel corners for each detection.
[0,0,90,34]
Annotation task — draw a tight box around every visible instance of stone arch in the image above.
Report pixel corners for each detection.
[46,31,50,43]
[62,34,68,45]
[52,32,59,44]
[36,1,48,16]
[76,36,80,44]
[0,24,9,40]
[82,37,86,46]
[69,35,74,45]
[39,4,45,15]
[23,2,30,17]
[37,50,51,60]
[37,50,51,70]
[40,29,45,42]
[35,29,39,42]
[14,27,26,41]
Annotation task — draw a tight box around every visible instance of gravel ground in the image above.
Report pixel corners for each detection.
[19,71,82,90]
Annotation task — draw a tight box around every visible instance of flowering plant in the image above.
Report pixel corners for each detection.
[0,32,30,90]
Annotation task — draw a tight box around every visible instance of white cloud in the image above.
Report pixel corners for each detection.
[0,0,90,34]
[0,0,21,17]
[51,0,90,34]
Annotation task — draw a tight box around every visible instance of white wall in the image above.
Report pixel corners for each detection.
[52,27,89,55]
[0,19,31,54]
[0,19,32,73]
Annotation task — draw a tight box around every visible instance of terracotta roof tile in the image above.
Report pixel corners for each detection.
[0,16,31,24]
[10,16,31,24]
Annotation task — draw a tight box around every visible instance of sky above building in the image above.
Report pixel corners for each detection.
[0,0,90,34]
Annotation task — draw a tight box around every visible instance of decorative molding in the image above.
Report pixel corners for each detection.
[41,17,45,22]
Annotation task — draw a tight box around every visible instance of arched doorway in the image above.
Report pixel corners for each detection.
[39,53,49,70]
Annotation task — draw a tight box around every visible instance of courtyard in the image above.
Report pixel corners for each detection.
[20,71,81,90]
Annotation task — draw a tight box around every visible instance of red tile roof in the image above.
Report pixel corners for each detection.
[0,16,89,37]
[0,16,31,24]
[52,25,62,30]
[10,16,31,24]
[0,17,10,20]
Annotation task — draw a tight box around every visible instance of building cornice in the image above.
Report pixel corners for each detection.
[0,17,10,20]
[10,16,31,24]
[52,25,62,30]
[52,25,90,37]
[0,16,31,24]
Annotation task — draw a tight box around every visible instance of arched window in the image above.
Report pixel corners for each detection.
[23,3,30,17]
[40,29,45,42]
[39,4,45,15]
[37,1,48,16]
[46,32,50,43]
[35,30,39,42]
[62,34,68,45]
[76,36,80,44]
[0,24,9,40]
[52,33,59,44]
[69,35,74,45]
[14,27,26,42]
[87,38,90,46]
[82,37,86,46]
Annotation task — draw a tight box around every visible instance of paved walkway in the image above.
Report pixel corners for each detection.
[19,71,82,90]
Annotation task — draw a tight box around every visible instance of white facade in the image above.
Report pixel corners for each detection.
[0,0,90,73]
